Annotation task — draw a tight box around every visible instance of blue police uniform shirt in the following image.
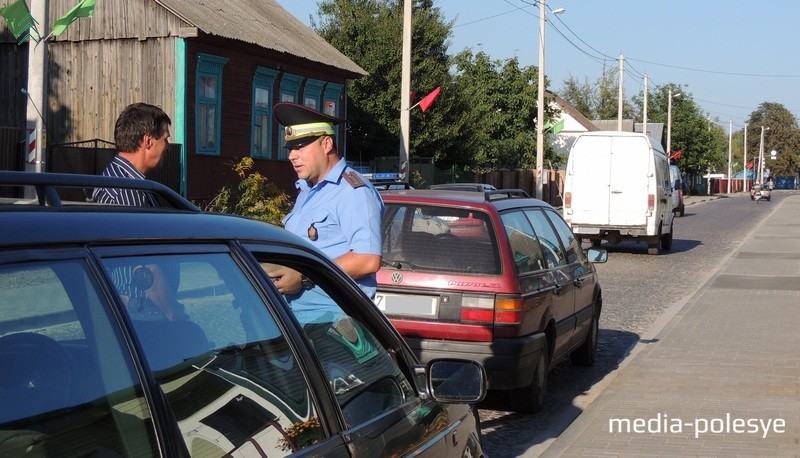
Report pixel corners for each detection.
[283,158,384,299]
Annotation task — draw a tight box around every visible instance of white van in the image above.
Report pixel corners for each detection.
[563,131,675,255]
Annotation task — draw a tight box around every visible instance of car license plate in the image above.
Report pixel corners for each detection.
[374,293,438,317]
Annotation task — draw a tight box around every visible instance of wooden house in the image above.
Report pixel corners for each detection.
[0,0,367,202]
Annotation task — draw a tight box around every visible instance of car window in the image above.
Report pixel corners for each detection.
[382,203,500,275]
[500,210,546,273]
[524,209,569,268]
[258,257,416,429]
[101,252,324,456]
[542,208,582,264]
[0,259,157,456]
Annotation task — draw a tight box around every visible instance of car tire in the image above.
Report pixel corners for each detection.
[510,340,549,413]
[679,203,685,217]
[571,311,598,366]
[590,239,602,248]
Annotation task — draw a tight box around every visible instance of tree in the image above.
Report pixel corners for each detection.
[451,50,560,169]
[314,0,471,168]
[558,65,633,121]
[745,102,800,178]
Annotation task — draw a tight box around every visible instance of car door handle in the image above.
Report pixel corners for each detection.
[573,278,583,287]
[553,284,563,295]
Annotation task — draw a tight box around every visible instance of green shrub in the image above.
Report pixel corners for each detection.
[205,157,292,226]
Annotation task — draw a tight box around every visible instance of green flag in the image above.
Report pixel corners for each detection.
[49,0,95,38]
[1,0,34,39]
[551,119,565,135]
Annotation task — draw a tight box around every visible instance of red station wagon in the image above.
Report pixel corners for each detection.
[376,188,607,413]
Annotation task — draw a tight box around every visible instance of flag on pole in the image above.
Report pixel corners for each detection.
[49,0,95,38]
[670,150,682,160]
[0,0,35,39]
[746,161,754,169]
[418,86,441,112]
[551,119,565,134]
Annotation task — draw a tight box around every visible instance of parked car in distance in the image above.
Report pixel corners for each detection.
[376,187,607,413]
[750,183,771,201]
[669,165,685,217]
[0,172,486,457]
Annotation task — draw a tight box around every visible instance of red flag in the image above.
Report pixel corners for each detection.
[746,161,754,169]
[419,86,441,112]
[670,150,682,160]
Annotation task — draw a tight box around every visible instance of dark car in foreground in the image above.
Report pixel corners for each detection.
[0,172,485,457]
[375,187,607,413]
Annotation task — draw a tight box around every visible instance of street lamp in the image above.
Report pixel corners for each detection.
[535,0,564,200]
[758,126,770,184]
[666,89,681,162]
[727,120,733,194]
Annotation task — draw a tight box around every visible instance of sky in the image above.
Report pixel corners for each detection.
[278,0,800,133]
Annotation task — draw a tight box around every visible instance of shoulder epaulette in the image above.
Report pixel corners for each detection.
[343,171,366,188]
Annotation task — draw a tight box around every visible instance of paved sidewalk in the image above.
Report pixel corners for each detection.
[541,195,800,456]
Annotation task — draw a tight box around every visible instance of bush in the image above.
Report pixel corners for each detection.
[205,157,292,226]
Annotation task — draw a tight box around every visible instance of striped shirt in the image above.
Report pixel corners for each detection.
[92,156,159,207]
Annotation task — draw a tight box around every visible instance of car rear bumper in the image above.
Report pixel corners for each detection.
[404,332,547,390]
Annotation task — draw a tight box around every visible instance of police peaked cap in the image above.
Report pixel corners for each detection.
[273,102,345,149]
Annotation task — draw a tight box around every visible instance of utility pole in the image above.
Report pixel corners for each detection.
[743,123,747,191]
[535,0,546,199]
[642,73,647,137]
[25,0,48,176]
[617,54,624,131]
[399,0,411,180]
[727,120,732,194]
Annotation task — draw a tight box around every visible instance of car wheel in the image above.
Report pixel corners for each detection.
[510,340,549,413]
[679,203,685,217]
[590,239,602,248]
[571,311,598,366]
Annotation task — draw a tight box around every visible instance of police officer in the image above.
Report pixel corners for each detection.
[270,102,384,299]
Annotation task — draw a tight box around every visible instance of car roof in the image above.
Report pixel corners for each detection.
[379,189,553,212]
[0,171,306,249]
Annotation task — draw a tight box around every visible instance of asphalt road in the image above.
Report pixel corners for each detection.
[477,190,800,457]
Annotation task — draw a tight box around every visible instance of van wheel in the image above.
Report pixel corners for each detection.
[571,312,598,366]
[661,228,673,251]
[647,230,662,255]
[679,204,685,217]
[510,340,549,413]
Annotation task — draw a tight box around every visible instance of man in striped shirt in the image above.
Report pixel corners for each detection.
[92,103,171,206]
[93,103,184,320]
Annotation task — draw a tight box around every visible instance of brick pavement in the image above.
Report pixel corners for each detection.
[540,195,800,457]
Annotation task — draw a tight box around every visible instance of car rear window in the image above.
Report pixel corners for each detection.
[381,204,500,275]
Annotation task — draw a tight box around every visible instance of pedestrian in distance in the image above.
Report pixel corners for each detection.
[267,102,384,300]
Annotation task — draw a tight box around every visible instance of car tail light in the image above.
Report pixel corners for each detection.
[647,194,655,211]
[460,294,523,326]
[564,192,572,209]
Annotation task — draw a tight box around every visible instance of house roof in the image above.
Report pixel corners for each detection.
[155,0,367,77]
[550,93,599,132]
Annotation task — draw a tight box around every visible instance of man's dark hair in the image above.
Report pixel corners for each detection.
[114,103,171,152]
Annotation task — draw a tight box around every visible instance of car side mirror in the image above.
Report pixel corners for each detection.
[586,248,608,263]
[426,359,487,403]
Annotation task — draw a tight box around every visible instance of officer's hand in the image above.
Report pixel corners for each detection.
[268,266,303,295]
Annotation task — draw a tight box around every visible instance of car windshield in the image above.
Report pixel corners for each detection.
[381,204,501,275]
